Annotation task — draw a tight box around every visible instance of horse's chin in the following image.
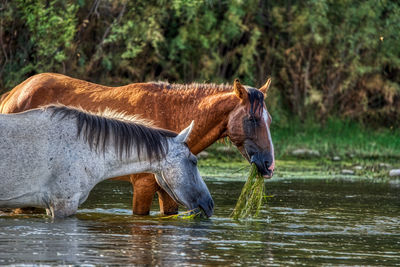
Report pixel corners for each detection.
[263,171,273,179]
[264,161,275,179]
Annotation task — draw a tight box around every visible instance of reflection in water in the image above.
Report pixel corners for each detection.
[0,179,399,265]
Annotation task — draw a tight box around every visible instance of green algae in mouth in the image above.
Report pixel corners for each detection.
[231,164,267,219]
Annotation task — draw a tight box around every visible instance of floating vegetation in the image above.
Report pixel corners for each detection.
[231,164,267,219]
[161,208,203,220]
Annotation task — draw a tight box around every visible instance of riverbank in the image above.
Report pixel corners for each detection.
[198,121,400,180]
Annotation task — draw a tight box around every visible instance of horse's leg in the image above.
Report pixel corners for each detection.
[131,173,159,215]
[131,174,179,215]
[157,189,179,215]
[12,207,43,215]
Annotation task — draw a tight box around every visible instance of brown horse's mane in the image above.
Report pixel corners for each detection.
[43,104,177,160]
[148,81,233,94]
[148,82,265,115]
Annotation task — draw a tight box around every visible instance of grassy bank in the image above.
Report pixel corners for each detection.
[272,119,400,159]
[198,120,400,180]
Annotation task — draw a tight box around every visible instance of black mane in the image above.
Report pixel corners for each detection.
[45,105,177,160]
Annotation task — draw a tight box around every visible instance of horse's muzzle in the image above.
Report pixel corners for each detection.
[250,151,274,179]
[198,196,214,217]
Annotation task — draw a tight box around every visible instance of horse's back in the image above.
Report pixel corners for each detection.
[0,73,111,114]
[0,91,10,103]
[0,111,53,200]
[0,111,51,161]
[1,73,56,113]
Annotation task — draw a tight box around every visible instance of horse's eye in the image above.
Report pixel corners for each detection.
[248,116,260,124]
[189,155,198,165]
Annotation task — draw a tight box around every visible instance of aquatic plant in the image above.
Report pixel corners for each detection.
[231,164,266,219]
[161,208,202,220]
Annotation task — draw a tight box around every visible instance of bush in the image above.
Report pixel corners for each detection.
[0,0,399,127]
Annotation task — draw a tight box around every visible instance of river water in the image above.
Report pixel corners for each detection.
[0,178,399,266]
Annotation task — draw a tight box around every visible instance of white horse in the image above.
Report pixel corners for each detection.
[0,105,214,218]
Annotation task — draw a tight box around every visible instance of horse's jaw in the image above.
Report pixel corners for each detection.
[154,172,185,207]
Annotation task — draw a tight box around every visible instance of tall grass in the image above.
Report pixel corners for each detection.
[272,118,400,159]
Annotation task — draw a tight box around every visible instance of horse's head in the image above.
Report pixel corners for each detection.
[155,122,214,217]
[227,78,275,178]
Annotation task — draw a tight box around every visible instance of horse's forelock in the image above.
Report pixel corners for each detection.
[246,87,264,116]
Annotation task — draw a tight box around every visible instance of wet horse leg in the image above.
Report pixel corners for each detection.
[12,207,42,214]
[130,173,179,215]
[157,188,179,215]
[131,173,159,215]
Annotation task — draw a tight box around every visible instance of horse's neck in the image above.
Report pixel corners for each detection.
[106,83,239,154]
[96,137,160,181]
[101,154,155,181]
[71,132,158,184]
[187,92,238,154]
[135,87,238,154]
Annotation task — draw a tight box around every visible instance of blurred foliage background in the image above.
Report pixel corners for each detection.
[1,0,400,128]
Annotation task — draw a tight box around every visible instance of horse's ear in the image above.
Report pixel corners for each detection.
[233,78,248,101]
[259,78,272,96]
[175,121,194,143]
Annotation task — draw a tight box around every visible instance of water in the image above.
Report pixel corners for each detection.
[0,178,399,266]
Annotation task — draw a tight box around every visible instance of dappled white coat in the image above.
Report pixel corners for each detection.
[0,107,213,218]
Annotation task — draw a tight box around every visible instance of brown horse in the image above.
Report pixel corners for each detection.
[0,91,9,103]
[0,73,274,215]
